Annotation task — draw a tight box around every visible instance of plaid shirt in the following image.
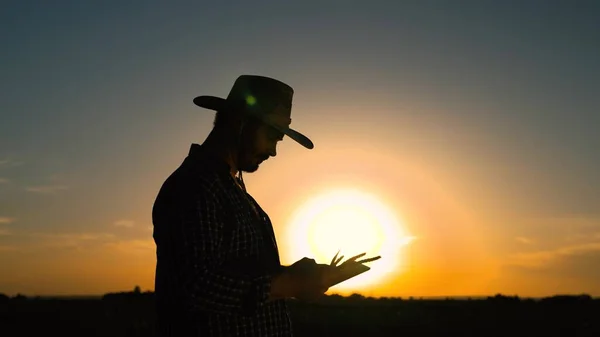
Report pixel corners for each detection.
[152,143,293,337]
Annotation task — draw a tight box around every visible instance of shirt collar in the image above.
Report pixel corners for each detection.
[187,143,232,176]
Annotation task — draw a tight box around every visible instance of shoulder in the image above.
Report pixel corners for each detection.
[159,156,233,204]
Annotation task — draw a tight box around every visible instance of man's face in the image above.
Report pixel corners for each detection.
[238,122,284,173]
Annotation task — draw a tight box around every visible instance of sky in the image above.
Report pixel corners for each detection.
[0,0,599,298]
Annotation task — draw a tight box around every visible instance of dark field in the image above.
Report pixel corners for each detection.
[1,292,598,337]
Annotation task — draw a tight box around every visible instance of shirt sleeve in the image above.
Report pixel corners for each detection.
[175,183,277,316]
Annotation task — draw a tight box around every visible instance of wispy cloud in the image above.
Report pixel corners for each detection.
[0,216,14,235]
[530,216,600,229]
[114,219,135,228]
[26,232,116,251]
[25,185,68,194]
[103,239,155,253]
[0,245,17,252]
[19,231,154,255]
[30,232,116,241]
[0,228,156,260]
[0,159,23,167]
[507,242,600,268]
[0,217,15,224]
[515,236,534,244]
[491,241,600,295]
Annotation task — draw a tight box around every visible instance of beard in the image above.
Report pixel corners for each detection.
[237,141,269,173]
[239,159,259,173]
[240,163,259,173]
[239,153,269,173]
[237,125,269,173]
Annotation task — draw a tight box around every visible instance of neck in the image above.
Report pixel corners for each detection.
[202,128,240,177]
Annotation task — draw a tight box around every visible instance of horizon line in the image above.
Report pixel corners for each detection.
[4,292,598,300]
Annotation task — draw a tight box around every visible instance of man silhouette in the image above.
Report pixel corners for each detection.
[152,75,340,336]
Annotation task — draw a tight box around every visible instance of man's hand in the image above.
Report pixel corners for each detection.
[287,257,334,301]
[269,257,334,302]
[269,253,381,302]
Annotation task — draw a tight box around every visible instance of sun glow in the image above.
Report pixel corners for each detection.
[285,188,414,292]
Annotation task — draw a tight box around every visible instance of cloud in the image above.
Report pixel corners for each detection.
[30,232,116,241]
[0,159,23,167]
[0,217,15,224]
[25,185,68,194]
[547,248,600,282]
[515,236,534,244]
[488,240,600,295]
[507,242,600,268]
[0,216,15,237]
[0,230,156,267]
[502,242,600,292]
[531,216,600,230]
[103,239,155,253]
[114,220,135,228]
[26,232,116,250]
[18,231,154,256]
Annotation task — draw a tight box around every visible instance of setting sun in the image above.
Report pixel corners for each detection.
[284,188,415,293]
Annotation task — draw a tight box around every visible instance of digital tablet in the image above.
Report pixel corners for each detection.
[328,263,371,287]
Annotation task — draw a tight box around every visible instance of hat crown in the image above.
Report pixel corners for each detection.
[226,75,294,118]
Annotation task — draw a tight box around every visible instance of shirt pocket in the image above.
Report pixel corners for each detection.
[221,193,266,258]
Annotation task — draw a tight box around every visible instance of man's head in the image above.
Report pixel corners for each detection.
[194,75,314,171]
[213,109,284,173]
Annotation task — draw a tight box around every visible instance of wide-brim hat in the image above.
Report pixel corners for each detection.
[193,75,314,149]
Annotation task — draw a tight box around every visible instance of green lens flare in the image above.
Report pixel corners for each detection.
[246,95,257,106]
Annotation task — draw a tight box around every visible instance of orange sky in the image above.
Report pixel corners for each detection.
[1,2,599,298]
[1,127,598,298]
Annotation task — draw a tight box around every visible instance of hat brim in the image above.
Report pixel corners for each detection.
[193,95,230,111]
[271,124,314,150]
[193,95,314,150]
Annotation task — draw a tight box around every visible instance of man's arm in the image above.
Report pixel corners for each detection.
[175,184,284,316]
[267,266,293,301]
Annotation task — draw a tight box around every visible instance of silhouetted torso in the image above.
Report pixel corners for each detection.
[152,143,292,337]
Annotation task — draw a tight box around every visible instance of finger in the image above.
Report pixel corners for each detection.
[340,252,366,265]
[330,250,340,266]
[334,255,344,267]
[348,252,367,261]
[355,256,381,264]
